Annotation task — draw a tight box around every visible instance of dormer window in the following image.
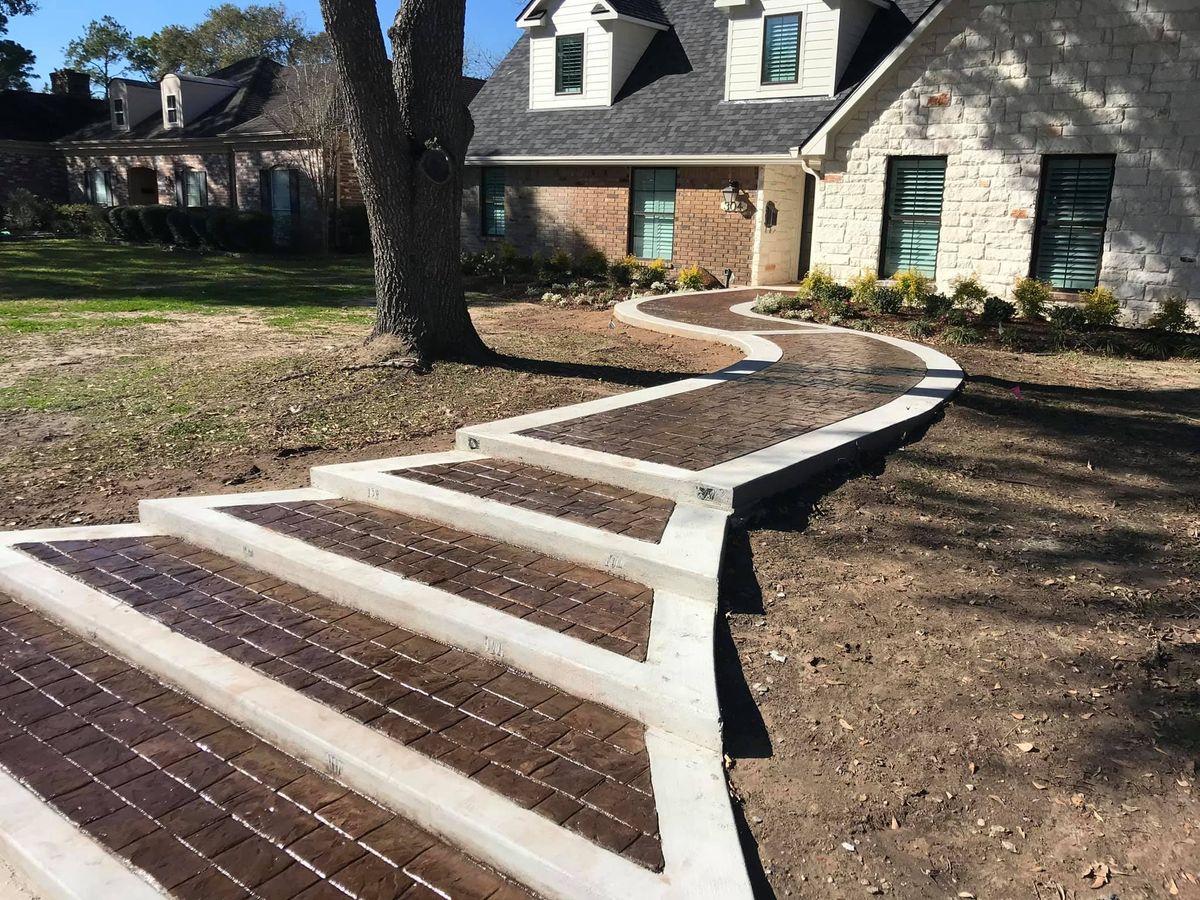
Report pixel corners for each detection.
[113,98,127,127]
[166,94,180,126]
[761,14,800,85]
[555,35,584,95]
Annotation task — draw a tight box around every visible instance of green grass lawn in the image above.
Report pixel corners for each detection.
[0,238,377,332]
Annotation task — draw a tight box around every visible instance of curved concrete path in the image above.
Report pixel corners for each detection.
[0,288,962,899]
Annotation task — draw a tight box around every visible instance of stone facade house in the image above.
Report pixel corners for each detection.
[465,0,1199,318]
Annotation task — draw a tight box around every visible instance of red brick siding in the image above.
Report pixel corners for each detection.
[63,152,232,207]
[0,145,68,204]
[461,165,759,284]
[336,139,362,205]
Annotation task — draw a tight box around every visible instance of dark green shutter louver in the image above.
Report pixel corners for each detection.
[630,168,676,261]
[556,34,584,95]
[881,157,947,279]
[482,168,506,237]
[1033,156,1115,291]
[761,14,800,84]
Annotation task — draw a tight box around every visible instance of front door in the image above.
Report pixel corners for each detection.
[797,172,816,279]
[128,167,158,205]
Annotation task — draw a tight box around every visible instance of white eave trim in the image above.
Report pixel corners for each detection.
[798,0,955,156]
[466,153,806,166]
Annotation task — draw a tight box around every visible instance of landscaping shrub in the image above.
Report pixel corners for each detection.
[637,258,669,286]
[906,319,936,339]
[541,247,573,279]
[754,291,810,317]
[336,204,370,253]
[942,325,982,345]
[980,295,1016,324]
[115,206,148,242]
[951,274,989,309]
[574,248,608,278]
[167,208,202,247]
[231,211,273,253]
[848,270,878,308]
[1146,295,1198,333]
[796,266,839,303]
[608,255,637,287]
[1081,286,1120,328]
[2,189,55,233]
[105,206,130,239]
[923,292,955,318]
[1048,304,1089,332]
[136,205,174,244]
[892,269,934,307]
[1012,277,1053,321]
[871,286,903,315]
[675,265,707,292]
[816,284,853,320]
[54,204,110,239]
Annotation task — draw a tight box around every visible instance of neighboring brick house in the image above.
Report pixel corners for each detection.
[13,58,484,250]
[0,72,106,209]
[465,0,1199,318]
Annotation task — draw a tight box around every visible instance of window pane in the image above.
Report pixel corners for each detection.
[630,168,676,260]
[762,14,800,84]
[1033,156,1114,291]
[556,34,584,94]
[482,168,506,237]
[271,168,294,216]
[881,157,946,278]
[185,171,207,208]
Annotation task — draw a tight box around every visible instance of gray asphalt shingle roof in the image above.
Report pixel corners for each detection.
[607,0,672,27]
[471,0,942,159]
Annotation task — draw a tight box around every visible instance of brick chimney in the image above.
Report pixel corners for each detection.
[50,70,92,100]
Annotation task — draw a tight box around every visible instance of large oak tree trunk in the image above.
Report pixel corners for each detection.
[318,0,487,364]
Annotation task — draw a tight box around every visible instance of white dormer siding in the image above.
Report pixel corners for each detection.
[160,73,238,129]
[721,0,882,101]
[521,0,665,110]
[108,79,160,132]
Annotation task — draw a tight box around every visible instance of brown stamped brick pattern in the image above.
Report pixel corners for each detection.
[398,460,676,544]
[0,594,535,899]
[519,333,927,471]
[223,499,654,661]
[18,538,664,871]
[637,290,812,332]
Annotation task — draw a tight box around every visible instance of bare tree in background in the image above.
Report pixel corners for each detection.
[317,0,485,365]
[268,63,344,253]
[464,39,503,79]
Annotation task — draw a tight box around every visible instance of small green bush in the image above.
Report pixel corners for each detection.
[848,270,878,308]
[893,270,934,307]
[675,265,707,292]
[608,255,636,287]
[980,295,1016,324]
[638,258,669,285]
[574,248,608,278]
[942,325,982,345]
[1081,286,1120,328]
[796,266,840,302]
[335,204,370,253]
[1146,296,1198,333]
[231,211,273,253]
[871,286,903,315]
[951,274,989,309]
[105,205,130,239]
[2,189,55,232]
[1013,277,1053,321]
[543,247,573,277]
[114,206,148,242]
[923,292,955,318]
[1048,304,1089,332]
[754,292,809,316]
[906,319,937,339]
[816,284,853,320]
[167,208,201,247]
[54,204,110,239]
[137,206,174,244]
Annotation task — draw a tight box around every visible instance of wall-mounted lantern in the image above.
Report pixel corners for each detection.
[720,180,749,214]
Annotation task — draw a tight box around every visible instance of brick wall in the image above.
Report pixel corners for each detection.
[233,147,324,247]
[462,165,760,285]
[63,152,232,207]
[811,0,1200,320]
[336,139,362,205]
[0,145,68,205]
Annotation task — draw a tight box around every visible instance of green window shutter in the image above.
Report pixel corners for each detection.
[881,157,947,279]
[482,168,506,237]
[761,14,800,85]
[1033,156,1115,291]
[556,34,584,95]
[630,168,676,261]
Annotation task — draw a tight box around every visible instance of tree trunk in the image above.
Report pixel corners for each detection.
[318,0,487,364]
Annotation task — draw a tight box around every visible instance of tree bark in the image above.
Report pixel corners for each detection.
[318,0,487,364]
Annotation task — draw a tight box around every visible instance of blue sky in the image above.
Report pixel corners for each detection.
[7,0,524,88]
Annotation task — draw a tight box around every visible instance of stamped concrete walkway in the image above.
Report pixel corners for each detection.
[0,289,961,899]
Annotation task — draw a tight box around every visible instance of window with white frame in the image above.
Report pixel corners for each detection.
[113,98,127,127]
[166,94,180,125]
[761,13,800,85]
[176,169,207,207]
[86,169,114,207]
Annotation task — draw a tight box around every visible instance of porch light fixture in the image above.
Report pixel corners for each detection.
[721,180,749,214]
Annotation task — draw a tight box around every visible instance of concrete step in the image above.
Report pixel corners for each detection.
[310,451,728,602]
[0,528,752,899]
[139,490,727,751]
[0,587,535,900]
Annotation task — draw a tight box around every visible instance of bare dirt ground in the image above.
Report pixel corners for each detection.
[725,348,1200,899]
[0,302,736,528]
